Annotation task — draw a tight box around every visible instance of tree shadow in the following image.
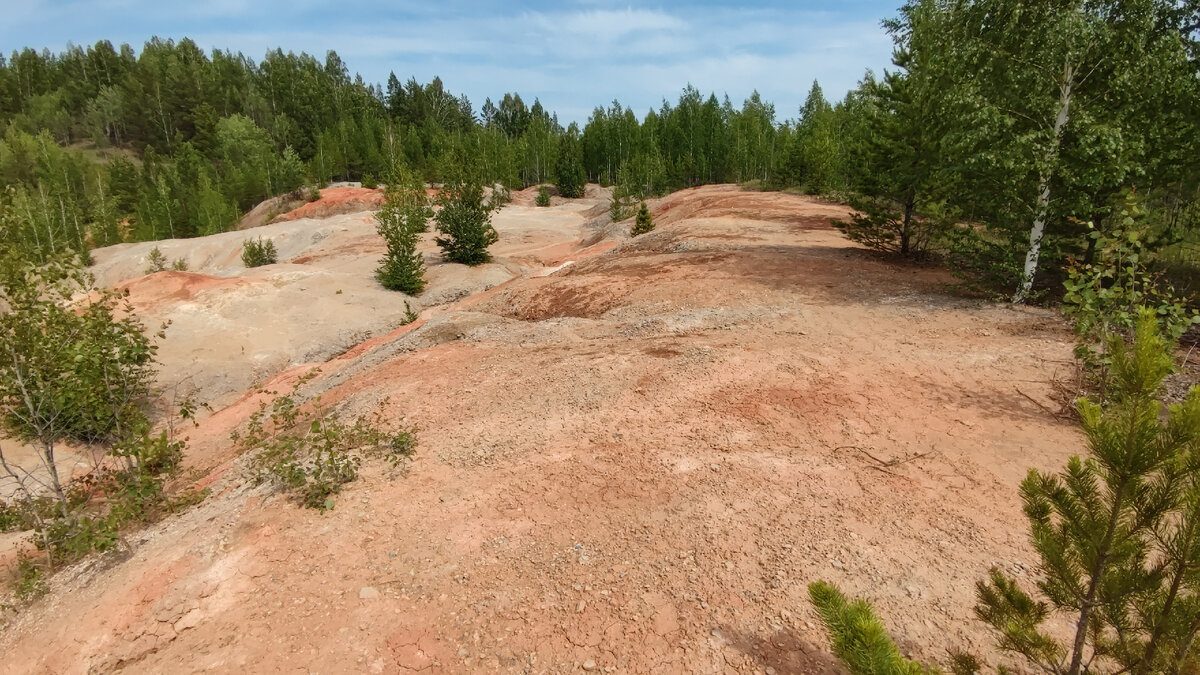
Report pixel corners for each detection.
[718,624,843,674]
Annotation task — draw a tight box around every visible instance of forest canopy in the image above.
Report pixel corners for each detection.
[0,0,1197,298]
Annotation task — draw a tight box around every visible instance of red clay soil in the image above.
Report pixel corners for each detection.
[272,186,386,222]
[116,271,252,312]
[0,185,1083,674]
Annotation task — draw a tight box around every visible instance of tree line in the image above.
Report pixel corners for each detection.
[2,0,1199,299]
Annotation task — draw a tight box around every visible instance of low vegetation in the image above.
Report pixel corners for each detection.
[375,166,430,294]
[241,236,278,268]
[0,251,204,589]
[632,202,654,236]
[143,246,188,274]
[234,373,416,510]
[434,177,500,266]
[535,186,551,207]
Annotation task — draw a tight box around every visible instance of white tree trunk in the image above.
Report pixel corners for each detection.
[1014,56,1075,303]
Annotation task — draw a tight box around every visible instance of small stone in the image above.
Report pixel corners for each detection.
[710,464,719,471]
[359,587,380,600]
[582,659,597,671]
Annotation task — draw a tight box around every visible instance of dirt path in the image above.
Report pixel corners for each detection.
[0,185,1080,673]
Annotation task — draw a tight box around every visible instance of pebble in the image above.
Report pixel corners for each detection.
[359,587,380,600]
[582,659,597,671]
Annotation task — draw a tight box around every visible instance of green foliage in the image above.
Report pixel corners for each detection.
[360,173,378,189]
[241,236,278,268]
[974,310,1200,675]
[434,179,500,266]
[144,246,168,274]
[555,126,587,199]
[0,254,158,486]
[235,375,416,510]
[808,581,939,675]
[306,185,321,202]
[0,254,203,576]
[170,257,188,271]
[535,186,551,207]
[942,225,1026,299]
[834,197,950,258]
[401,301,419,325]
[375,167,430,294]
[1064,200,1198,348]
[11,555,46,603]
[609,192,632,222]
[782,82,842,195]
[632,202,655,236]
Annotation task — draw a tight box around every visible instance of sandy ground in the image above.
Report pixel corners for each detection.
[0,185,1082,673]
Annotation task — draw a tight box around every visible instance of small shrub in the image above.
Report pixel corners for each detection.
[235,375,416,510]
[632,202,655,236]
[535,186,551,207]
[376,170,431,294]
[832,196,949,258]
[401,301,419,325]
[144,246,168,274]
[360,173,378,189]
[11,555,47,603]
[1064,200,1197,358]
[609,195,631,222]
[241,237,278,268]
[170,257,188,271]
[305,185,321,202]
[435,179,500,267]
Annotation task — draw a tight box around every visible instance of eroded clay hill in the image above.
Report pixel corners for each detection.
[0,185,1081,674]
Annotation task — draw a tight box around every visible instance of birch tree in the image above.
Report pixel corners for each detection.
[917,0,1193,301]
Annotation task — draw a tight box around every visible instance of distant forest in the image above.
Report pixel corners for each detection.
[1,0,1198,299]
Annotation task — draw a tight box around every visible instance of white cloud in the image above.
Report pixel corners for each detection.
[3,2,896,124]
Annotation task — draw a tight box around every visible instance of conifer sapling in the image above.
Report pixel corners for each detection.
[375,167,431,294]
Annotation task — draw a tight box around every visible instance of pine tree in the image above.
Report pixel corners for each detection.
[809,581,939,675]
[375,167,430,294]
[434,178,499,266]
[974,309,1200,675]
[632,201,654,236]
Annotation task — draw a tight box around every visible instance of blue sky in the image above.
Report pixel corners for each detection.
[2,1,902,124]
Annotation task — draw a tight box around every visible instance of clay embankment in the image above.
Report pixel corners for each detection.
[1,185,1079,674]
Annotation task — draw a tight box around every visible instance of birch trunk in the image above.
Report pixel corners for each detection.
[1014,55,1075,303]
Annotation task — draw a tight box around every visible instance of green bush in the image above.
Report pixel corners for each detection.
[235,375,416,510]
[434,179,500,266]
[833,197,950,258]
[11,555,46,603]
[144,246,168,274]
[360,173,378,189]
[1064,200,1198,352]
[241,237,278,267]
[535,186,551,207]
[305,185,321,202]
[632,202,655,236]
[375,169,430,294]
